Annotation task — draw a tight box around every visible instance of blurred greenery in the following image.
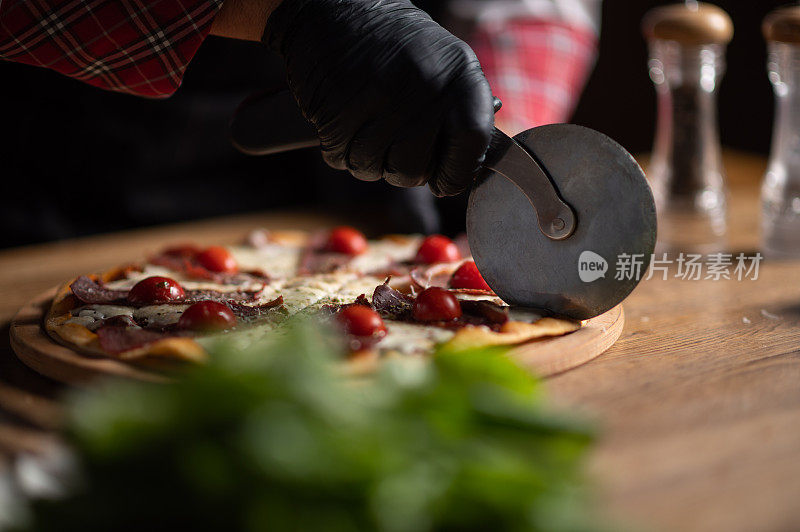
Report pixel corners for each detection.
[21,321,597,531]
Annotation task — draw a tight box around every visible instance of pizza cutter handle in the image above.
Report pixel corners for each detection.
[229,89,319,156]
[229,91,574,240]
[229,90,503,156]
[483,129,577,241]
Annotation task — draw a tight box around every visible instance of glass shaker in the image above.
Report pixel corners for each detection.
[762,7,800,258]
[642,3,733,253]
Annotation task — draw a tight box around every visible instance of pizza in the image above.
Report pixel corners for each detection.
[45,228,580,368]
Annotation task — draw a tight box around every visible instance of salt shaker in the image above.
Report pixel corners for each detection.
[642,3,733,253]
[762,7,800,258]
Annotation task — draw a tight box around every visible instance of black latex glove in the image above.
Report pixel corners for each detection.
[262,0,494,196]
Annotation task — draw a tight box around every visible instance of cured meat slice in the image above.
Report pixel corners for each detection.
[70,277,128,305]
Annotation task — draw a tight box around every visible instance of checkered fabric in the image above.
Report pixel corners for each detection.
[471,18,598,134]
[0,0,223,98]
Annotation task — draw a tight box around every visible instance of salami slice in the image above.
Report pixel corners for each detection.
[95,326,184,354]
[227,296,285,319]
[70,277,128,305]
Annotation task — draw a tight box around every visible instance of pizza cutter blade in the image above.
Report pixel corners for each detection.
[468,125,656,320]
[229,91,657,320]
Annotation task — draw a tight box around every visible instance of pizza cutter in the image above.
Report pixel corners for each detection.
[230,90,657,320]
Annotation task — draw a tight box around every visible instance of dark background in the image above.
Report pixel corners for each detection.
[0,0,790,248]
[572,0,786,156]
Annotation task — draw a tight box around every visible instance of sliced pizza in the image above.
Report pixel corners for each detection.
[45,227,579,367]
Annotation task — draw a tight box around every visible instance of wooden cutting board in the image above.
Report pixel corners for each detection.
[10,289,624,385]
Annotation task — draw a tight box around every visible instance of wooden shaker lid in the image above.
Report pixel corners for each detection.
[764,6,800,44]
[643,3,733,45]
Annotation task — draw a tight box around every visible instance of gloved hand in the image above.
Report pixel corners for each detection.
[262,0,494,196]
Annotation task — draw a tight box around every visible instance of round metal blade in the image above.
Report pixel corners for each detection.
[467,124,657,320]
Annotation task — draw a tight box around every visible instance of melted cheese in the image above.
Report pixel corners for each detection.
[378,322,455,355]
[65,305,134,329]
[507,308,544,323]
[348,237,421,273]
[73,305,134,320]
[331,275,385,303]
[279,285,333,314]
[65,303,192,330]
[454,293,505,304]
[229,245,301,279]
[133,304,189,328]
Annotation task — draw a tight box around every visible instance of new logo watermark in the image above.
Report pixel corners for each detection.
[578,251,608,283]
[578,251,763,282]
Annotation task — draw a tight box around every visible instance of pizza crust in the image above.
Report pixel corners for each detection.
[114,338,207,363]
[443,318,581,351]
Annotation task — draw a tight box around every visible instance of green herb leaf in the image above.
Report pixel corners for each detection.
[23,319,597,531]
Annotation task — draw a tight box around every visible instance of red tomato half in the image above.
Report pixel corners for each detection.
[336,305,387,337]
[414,235,461,264]
[326,226,368,255]
[127,276,185,305]
[197,246,238,273]
[412,287,462,322]
[449,261,492,291]
[178,301,237,332]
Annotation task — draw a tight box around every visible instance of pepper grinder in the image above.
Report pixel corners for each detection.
[762,6,800,258]
[642,3,733,253]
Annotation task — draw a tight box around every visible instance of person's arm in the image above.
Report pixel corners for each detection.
[0,0,282,98]
[210,0,282,40]
[1,0,495,193]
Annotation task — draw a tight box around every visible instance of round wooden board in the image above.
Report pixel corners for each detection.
[10,289,624,385]
[511,304,624,376]
[10,290,169,385]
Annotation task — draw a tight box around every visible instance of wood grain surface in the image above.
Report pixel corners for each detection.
[548,259,800,532]
[513,305,624,376]
[0,152,797,531]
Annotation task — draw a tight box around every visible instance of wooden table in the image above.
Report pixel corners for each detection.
[1,153,798,531]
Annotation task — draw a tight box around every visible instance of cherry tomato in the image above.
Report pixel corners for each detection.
[414,235,461,264]
[412,287,462,322]
[162,244,200,259]
[197,246,238,273]
[326,226,368,255]
[449,261,492,291]
[336,305,387,337]
[127,276,185,305]
[178,301,237,332]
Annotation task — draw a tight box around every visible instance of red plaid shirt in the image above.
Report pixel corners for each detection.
[0,0,597,127]
[0,0,222,98]
[471,18,598,133]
